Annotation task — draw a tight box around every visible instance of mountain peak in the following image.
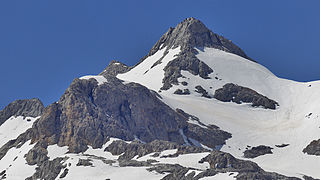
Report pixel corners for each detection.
[176,17,209,34]
[146,17,252,61]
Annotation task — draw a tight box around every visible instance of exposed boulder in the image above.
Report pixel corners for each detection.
[0,98,44,126]
[214,83,279,109]
[181,81,188,86]
[303,139,320,156]
[174,89,190,95]
[76,159,93,166]
[195,85,211,98]
[275,144,290,148]
[243,145,273,158]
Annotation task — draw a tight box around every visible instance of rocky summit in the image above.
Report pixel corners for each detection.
[1,17,320,180]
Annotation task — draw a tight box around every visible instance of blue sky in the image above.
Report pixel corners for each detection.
[1,0,320,109]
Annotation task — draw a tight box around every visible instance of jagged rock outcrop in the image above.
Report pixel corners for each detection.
[214,83,279,109]
[104,139,300,180]
[176,109,231,149]
[105,140,179,160]
[243,145,273,158]
[105,140,208,161]
[25,141,49,165]
[99,60,130,76]
[0,98,44,126]
[29,76,189,153]
[303,139,320,156]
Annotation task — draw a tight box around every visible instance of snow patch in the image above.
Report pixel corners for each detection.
[80,75,108,85]
[200,172,238,179]
[47,144,69,160]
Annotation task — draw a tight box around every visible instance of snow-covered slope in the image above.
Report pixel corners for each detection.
[0,116,39,148]
[118,47,320,178]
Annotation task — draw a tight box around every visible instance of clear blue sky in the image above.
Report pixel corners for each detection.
[1,0,320,109]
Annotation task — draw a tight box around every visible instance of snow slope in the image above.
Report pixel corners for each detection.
[0,116,39,148]
[118,46,320,178]
[117,46,181,91]
[80,75,108,85]
[0,140,36,180]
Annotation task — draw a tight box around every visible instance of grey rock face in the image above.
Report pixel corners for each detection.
[214,83,279,109]
[303,139,320,156]
[243,145,273,158]
[29,76,190,153]
[99,60,130,76]
[0,98,44,126]
[26,157,67,180]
